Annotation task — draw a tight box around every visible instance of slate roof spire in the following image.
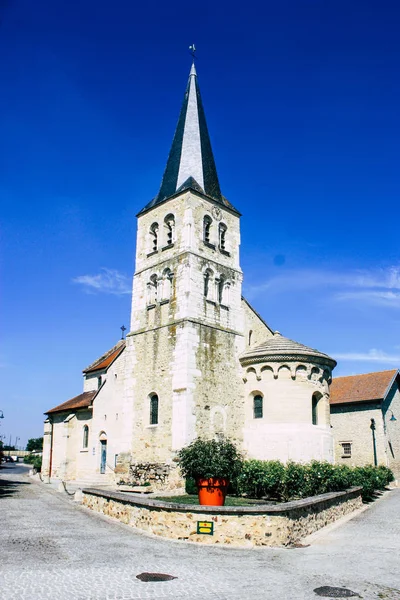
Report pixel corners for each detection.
[138,63,239,215]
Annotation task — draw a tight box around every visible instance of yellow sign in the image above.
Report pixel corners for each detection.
[197,521,214,535]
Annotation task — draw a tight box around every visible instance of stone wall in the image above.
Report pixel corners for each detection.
[331,403,386,468]
[82,487,362,547]
[115,460,184,492]
[383,382,400,480]
[242,298,274,350]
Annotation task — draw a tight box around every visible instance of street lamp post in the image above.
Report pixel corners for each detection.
[370,418,378,467]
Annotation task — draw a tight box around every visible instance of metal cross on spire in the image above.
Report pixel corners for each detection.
[189,44,196,60]
[120,325,126,340]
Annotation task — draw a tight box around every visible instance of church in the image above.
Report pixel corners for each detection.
[42,63,340,490]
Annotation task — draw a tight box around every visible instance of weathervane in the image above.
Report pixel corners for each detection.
[189,44,196,60]
[120,325,126,340]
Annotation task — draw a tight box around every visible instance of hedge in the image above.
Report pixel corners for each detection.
[24,454,42,472]
[235,460,394,502]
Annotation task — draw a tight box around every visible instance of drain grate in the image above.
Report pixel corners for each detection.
[314,586,360,598]
[136,572,177,582]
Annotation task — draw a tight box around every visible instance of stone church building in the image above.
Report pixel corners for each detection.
[42,63,339,489]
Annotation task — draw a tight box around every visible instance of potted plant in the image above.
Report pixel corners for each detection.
[178,438,243,506]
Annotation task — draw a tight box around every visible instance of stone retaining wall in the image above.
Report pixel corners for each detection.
[82,487,362,547]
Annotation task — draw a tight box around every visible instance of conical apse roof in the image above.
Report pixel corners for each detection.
[240,332,336,368]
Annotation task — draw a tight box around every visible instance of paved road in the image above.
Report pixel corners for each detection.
[1,463,400,600]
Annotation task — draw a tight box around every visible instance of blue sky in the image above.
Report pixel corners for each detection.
[1,0,400,447]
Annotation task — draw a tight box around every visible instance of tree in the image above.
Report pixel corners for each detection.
[26,437,43,452]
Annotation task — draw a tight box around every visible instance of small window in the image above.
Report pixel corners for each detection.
[219,223,227,251]
[83,425,89,449]
[164,214,175,246]
[204,269,213,299]
[161,268,173,300]
[203,215,212,244]
[340,442,352,457]
[147,274,158,305]
[254,395,263,419]
[150,394,159,425]
[97,376,102,389]
[150,222,159,252]
[218,276,225,304]
[248,330,253,346]
[312,394,319,425]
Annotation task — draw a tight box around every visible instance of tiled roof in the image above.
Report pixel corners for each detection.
[330,369,398,405]
[240,332,336,368]
[138,63,240,216]
[46,391,96,415]
[83,340,126,374]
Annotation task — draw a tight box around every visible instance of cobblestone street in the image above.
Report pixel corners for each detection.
[1,464,400,600]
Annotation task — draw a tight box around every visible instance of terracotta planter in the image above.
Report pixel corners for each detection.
[196,478,229,506]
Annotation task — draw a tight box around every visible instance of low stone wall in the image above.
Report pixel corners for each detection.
[82,487,362,547]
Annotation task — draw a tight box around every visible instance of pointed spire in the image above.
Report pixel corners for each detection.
[138,64,239,215]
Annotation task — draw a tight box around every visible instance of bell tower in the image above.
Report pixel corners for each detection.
[126,63,245,472]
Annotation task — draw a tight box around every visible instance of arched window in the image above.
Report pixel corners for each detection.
[150,394,159,425]
[147,274,158,305]
[218,276,225,304]
[83,425,89,448]
[149,222,159,253]
[204,268,214,299]
[203,215,212,244]
[161,268,173,299]
[164,214,175,246]
[312,393,320,425]
[219,223,227,251]
[248,330,253,346]
[253,395,263,419]
[218,276,230,305]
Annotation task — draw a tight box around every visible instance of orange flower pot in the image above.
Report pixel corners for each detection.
[196,478,229,506]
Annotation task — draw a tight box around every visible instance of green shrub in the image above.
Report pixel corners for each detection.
[236,460,285,499]
[281,462,309,501]
[24,454,42,472]
[349,465,394,501]
[178,438,243,481]
[234,459,394,503]
[185,477,197,495]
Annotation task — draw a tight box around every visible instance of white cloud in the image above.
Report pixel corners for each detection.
[72,268,131,295]
[246,265,400,309]
[334,348,400,364]
[335,290,400,307]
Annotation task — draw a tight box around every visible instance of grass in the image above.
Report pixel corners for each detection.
[154,495,267,506]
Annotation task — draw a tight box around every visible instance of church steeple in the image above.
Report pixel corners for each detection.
[138,63,239,215]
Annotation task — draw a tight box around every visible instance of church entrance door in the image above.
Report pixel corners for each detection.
[100,440,107,474]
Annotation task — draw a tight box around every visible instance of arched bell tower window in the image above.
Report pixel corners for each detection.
[161,268,173,300]
[204,268,214,299]
[218,223,227,251]
[149,222,159,253]
[203,215,212,244]
[218,275,225,304]
[147,274,158,305]
[82,425,89,449]
[150,394,159,425]
[253,395,263,419]
[164,214,175,247]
